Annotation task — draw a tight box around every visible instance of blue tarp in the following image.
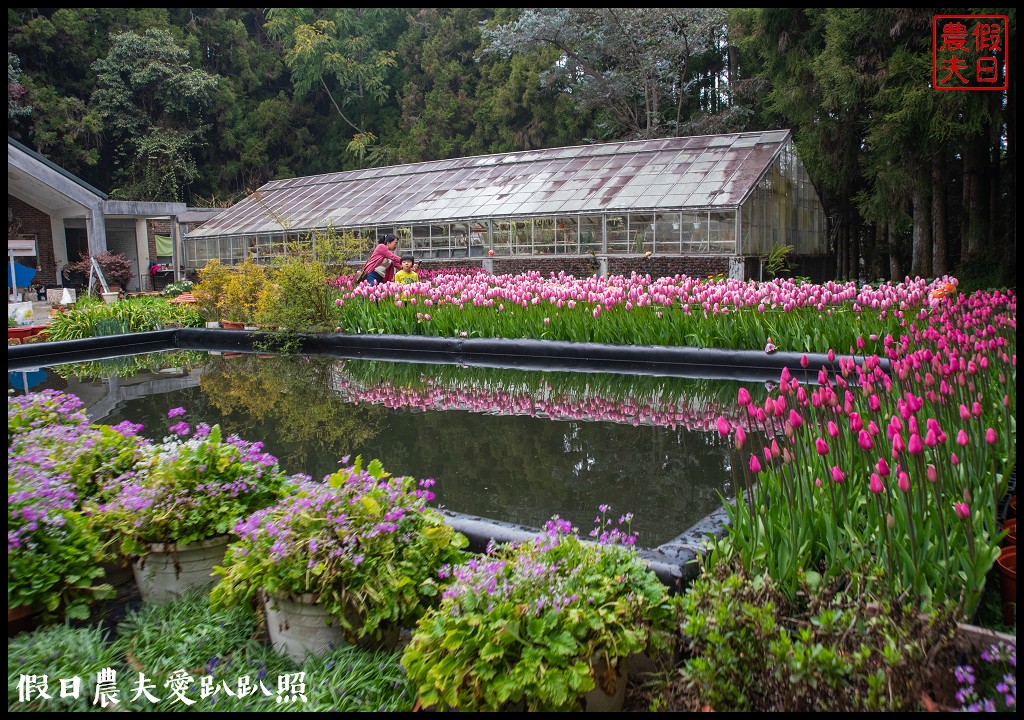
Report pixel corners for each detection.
[8,369,48,391]
[7,261,37,289]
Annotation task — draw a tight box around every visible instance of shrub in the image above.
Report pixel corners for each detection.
[261,255,334,332]
[670,561,959,712]
[66,251,134,290]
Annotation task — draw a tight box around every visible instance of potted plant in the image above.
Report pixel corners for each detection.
[8,390,147,623]
[401,509,679,712]
[221,260,269,329]
[66,251,134,293]
[210,456,469,660]
[92,410,289,603]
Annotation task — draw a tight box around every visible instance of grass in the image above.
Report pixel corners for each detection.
[8,591,417,713]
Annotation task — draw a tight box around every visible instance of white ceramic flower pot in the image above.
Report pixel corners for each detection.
[131,535,230,604]
[264,591,345,662]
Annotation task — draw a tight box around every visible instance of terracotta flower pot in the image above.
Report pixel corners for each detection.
[221,320,245,330]
[995,545,1016,625]
[8,604,40,638]
[1003,518,1016,547]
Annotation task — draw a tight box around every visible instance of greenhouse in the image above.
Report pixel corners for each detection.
[184,129,827,274]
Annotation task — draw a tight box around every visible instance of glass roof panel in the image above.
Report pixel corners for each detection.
[188,131,790,238]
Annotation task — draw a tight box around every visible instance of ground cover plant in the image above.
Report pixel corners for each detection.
[8,591,418,713]
[44,295,202,341]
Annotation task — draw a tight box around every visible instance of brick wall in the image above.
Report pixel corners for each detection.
[8,195,58,287]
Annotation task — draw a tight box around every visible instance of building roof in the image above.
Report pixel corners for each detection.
[189,130,792,239]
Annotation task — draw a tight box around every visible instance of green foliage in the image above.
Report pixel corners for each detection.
[66,250,135,290]
[92,423,290,555]
[197,354,387,472]
[9,591,418,712]
[54,350,207,382]
[401,514,678,711]
[482,9,727,138]
[257,226,362,332]
[8,52,31,119]
[192,258,231,321]
[764,243,794,278]
[260,257,333,332]
[114,588,264,684]
[192,259,269,324]
[222,260,269,324]
[44,296,202,341]
[211,458,470,646]
[8,624,124,712]
[673,563,959,711]
[7,507,113,622]
[90,27,217,201]
[8,391,142,620]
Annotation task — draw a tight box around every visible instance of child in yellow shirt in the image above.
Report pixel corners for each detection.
[394,255,419,284]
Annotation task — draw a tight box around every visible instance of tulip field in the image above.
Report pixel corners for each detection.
[332,269,1015,618]
[332,270,962,355]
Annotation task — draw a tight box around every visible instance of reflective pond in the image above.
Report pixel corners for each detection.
[8,351,770,548]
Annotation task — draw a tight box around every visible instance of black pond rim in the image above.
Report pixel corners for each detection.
[8,329,890,591]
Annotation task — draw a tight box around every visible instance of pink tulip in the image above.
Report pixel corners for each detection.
[749,455,762,474]
[716,416,731,437]
[869,473,884,494]
[926,464,938,483]
[950,452,959,466]
[831,466,845,483]
[985,428,997,445]
[897,471,910,493]
[788,409,804,429]
[957,429,969,446]
[827,421,839,438]
[849,412,863,432]
[954,502,970,520]
[858,430,873,451]
[815,437,829,456]
[908,433,924,455]
[876,458,890,477]
[738,388,751,407]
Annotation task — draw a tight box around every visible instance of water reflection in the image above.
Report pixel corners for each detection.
[9,352,767,547]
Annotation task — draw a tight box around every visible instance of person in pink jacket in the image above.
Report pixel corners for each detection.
[360,233,402,286]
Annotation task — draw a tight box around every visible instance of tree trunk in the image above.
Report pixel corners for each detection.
[961,135,989,261]
[885,223,902,280]
[931,156,948,277]
[910,181,931,278]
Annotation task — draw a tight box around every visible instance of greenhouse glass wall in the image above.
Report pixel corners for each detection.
[184,130,827,271]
